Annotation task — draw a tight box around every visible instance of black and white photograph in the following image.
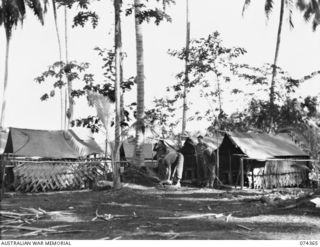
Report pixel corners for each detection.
[0,0,320,243]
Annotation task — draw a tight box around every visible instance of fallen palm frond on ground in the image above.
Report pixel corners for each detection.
[159,213,232,222]
[259,189,319,208]
[103,201,147,208]
[0,208,84,238]
[91,209,132,222]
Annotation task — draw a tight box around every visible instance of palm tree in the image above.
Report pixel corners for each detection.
[134,0,145,167]
[242,0,294,132]
[113,0,122,189]
[0,0,47,130]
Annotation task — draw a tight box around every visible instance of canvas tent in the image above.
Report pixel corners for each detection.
[3,127,103,159]
[179,135,222,182]
[1,127,104,193]
[218,131,311,189]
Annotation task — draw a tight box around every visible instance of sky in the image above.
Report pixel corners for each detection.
[0,0,320,135]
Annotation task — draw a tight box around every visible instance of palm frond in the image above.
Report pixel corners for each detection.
[304,4,313,21]
[296,0,308,11]
[265,0,274,19]
[26,0,46,24]
[87,92,114,131]
[312,0,320,30]
[242,0,251,16]
[286,0,294,28]
[13,0,27,19]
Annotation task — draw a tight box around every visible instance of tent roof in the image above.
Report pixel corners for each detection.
[224,131,308,160]
[4,127,103,159]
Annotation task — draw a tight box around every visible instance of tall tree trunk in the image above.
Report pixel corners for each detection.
[269,0,284,132]
[134,0,145,167]
[0,30,11,130]
[0,30,10,200]
[52,0,64,130]
[181,0,190,144]
[120,58,124,128]
[217,78,222,117]
[113,0,122,189]
[215,75,222,181]
[64,6,73,129]
[119,7,125,131]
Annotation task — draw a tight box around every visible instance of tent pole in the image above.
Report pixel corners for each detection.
[0,154,6,201]
[240,157,244,190]
[216,131,219,182]
[251,164,254,189]
[228,150,232,185]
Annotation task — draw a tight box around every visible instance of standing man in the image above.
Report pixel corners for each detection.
[309,166,319,191]
[196,135,209,187]
[180,137,197,182]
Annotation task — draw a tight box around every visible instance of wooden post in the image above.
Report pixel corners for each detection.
[240,158,244,190]
[216,137,220,180]
[251,165,254,189]
[228,150,232,185]
[0,155,6,200]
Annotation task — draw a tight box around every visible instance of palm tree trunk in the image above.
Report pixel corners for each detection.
[181,0,190,144]
[216,75,222,180]
[64,6,73,130]
[134,0,145,167]
[120,58,124,128]
[113,0,122,189]
[52,0,64,130]
[0,30,10,200]
[119,5,125,131]
[0,31,11,129]
[269,0,284,132]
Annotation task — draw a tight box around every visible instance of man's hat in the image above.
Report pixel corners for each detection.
[197,135,203,139]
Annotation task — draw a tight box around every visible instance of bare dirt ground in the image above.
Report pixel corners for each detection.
[1,181,320,240]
